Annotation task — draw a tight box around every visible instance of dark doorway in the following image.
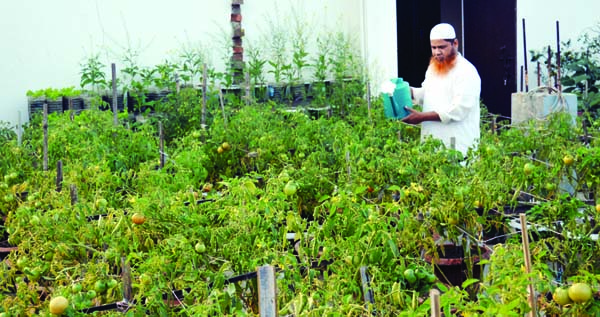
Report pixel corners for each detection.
[396,0,440,87]
[396,0,517,117]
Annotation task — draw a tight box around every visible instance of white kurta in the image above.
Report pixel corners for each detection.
[412,54,481,156]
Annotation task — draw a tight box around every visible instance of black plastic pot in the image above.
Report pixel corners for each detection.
[423,242,491,287]
[267,84,286,103]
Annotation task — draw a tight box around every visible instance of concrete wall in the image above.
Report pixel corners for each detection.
[0,0,397,128]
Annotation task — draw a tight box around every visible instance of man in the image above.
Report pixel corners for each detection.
[402,23,481,156]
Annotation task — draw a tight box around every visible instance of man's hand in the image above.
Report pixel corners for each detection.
[401,107,441,124]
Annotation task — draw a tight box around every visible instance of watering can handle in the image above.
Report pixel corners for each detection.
[389,95,398,118]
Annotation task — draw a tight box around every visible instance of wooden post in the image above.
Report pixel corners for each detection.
[430,289,441,317]
[245,72,251,105]
[257,265,277,317]
[159,122,165,169]
[397,130,402,143]
[366,80,372,119]
[219,86,228,130]
[346,151,351,182]
[519,214,536,317]
[492,116,497,134]
[70,184,78,205]
[43,103,49,172]
[17,110,22,146]
[201,63,207,131]
[175,73,180,94]
[56,160,63,192]
[450,137,456,150]
[121,257,132,304]
[111,63,118,126]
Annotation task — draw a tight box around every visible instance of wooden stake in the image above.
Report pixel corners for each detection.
[43,103,48,172]
[121,257,132,304]
[519,213,536,317]
[346,151,351,182]
[219,86,228,130]
[70,184,78,205]
[111,63,118,125]
[201,63,208,131]
[56,160,63,192]
[175,73,180,94]
[245,72,251,105]
[366,80,371,119]
[257,265,277,317]
[17,110,22,146]
[430,289,441,317]
[159,122,165,169]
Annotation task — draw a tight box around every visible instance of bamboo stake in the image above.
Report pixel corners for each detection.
[257,265,277,317]
[547,46,553,91]
[219,86,228,130]
[159,122,165,169]
[430,289,441,317]
[17,110,22,146]
[519,213,536,317]
[43,103,48,172]
[56,160,63,192]
[201,63,207,131]
[121,257,132,304]
[70,184,78,205]
[245,72,251,106]
[346,151,351,182]
[111,63,118,126]
[366,80,371,119]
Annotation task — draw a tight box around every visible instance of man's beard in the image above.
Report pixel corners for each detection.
[430,51,457,75]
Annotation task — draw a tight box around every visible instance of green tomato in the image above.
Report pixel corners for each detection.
[403,269,417,284]
[94,280,107,294]
[86,290,97,299]
[106,278,118,289]
[72,283,83,293]
[284,181,298,196]
[195,242,207,253]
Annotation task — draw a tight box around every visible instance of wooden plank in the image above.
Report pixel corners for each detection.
[257,265,277,317]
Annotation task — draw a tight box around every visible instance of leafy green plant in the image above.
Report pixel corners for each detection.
[80,52,108,94]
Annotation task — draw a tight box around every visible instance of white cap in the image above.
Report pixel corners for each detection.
[430,23,456,40]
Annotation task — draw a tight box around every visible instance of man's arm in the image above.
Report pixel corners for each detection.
[401,107,440,124]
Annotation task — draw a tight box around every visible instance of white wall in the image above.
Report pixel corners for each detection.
[0,0,397,128]
[516,0,600,90]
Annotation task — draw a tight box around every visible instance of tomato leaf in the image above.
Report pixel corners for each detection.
[461,278,479,289]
